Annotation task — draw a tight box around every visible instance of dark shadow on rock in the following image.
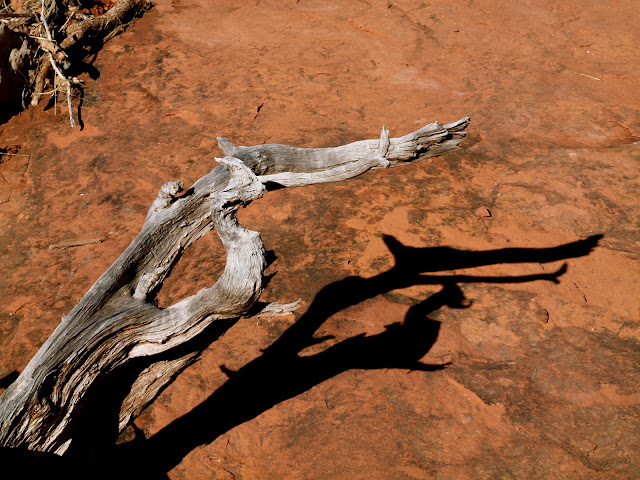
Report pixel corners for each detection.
[0,445,69,480]
[0,371,18,390]
[65,318,239,454]
[0,319,239,480]
[112,234,602,478]
[0,234,602,479]
[0,25,37,126]
[77,87,85,131]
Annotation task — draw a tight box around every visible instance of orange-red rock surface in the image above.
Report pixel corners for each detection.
[1,0,639,478]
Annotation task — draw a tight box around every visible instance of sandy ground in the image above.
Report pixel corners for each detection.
[1,0,639,478]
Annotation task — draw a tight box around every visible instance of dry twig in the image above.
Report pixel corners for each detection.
[48,238,103,250]
[37,0,75,127]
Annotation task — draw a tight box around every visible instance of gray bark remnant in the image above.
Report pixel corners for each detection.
[0,118,470,454]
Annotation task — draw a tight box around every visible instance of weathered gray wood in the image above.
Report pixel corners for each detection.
[0,118,470,454]
[217,117,469,176]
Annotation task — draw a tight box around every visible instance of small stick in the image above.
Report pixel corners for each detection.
[58,12,74,33]
[40,0,52,40]
[66,81,74,127]
[49,239,103,250]
[578,73,601,81]
[40,0,75,128]
[0,12,33,18]
[48,54,75,127]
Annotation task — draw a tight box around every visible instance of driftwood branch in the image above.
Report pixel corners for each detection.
[0,118,469,454]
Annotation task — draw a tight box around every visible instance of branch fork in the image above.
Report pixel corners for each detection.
[0,118,470,453]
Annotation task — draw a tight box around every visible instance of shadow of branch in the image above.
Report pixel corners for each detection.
[107,233,602,478]
[0,234,602,479]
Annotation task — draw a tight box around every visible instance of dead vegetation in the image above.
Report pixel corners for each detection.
[0,0,149,125]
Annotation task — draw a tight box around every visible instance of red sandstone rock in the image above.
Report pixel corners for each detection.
[0,0,638,478]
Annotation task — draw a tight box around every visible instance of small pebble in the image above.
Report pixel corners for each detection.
[475,206,492,218]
